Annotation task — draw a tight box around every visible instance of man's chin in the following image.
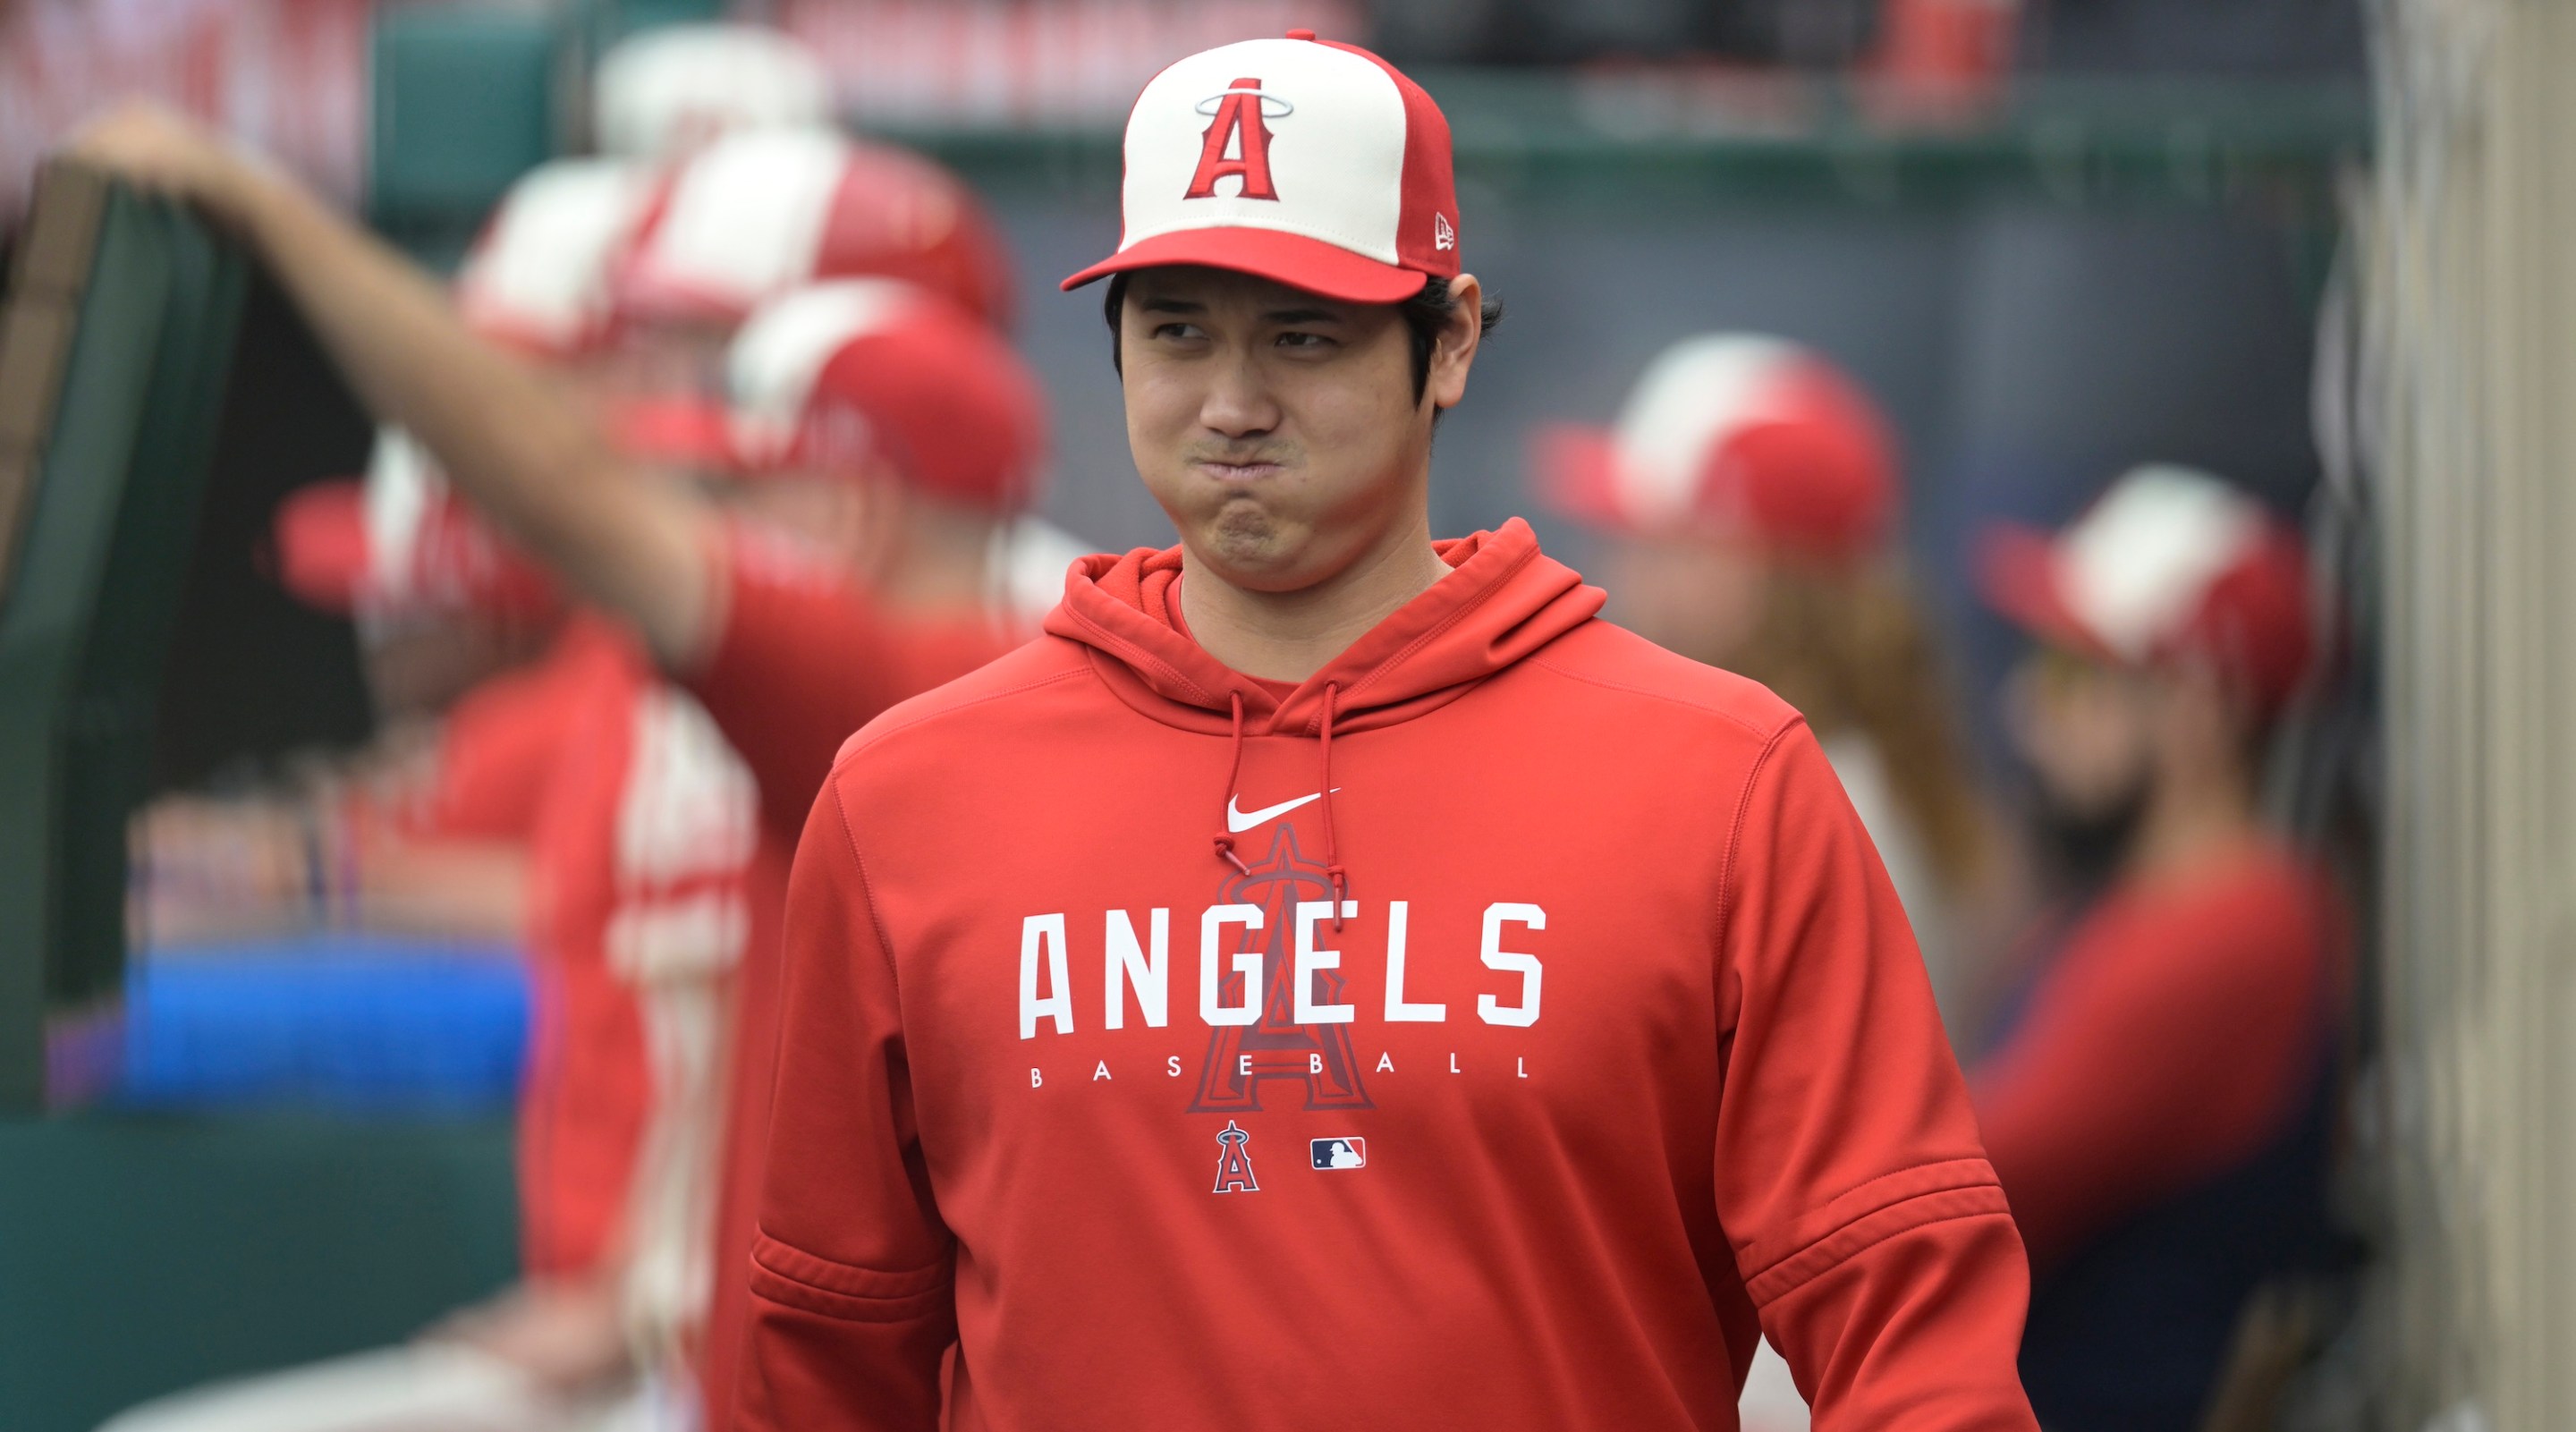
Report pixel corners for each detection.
[1185,517,1343,595]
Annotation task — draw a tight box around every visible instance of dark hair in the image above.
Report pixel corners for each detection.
[1102,271,1502,405]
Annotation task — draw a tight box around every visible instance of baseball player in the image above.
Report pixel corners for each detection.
[72,30,2034,1428]
[156,10,848,940]
[728,31,2030,1431]
[1968,465,2347,1432]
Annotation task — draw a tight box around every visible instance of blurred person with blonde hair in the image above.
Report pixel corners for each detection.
[1969,464,2347,1432]
[1536,335,1998,1030]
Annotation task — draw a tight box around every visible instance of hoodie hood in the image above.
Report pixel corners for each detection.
[1042,517,1604,739]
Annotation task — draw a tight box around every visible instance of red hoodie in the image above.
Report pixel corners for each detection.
[740,519,2037,1431]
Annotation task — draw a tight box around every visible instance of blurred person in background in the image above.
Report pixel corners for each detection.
[69,107,1041,1432]
[572,119,1049,1432]
[94,240,1042,1432]
[1536,334,2007,1432]
[126,22,835,950]
[1536,334,2000,1034]
[89,24,1053,1432]
[597,117,1093,630]
[1967,464,2346,1432]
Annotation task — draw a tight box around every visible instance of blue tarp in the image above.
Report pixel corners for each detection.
[116,936,529,1114]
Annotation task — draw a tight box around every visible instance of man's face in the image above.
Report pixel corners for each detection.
[1119,266,1439,593]
[1601,530,1769,667]
[2004,647,2155,821]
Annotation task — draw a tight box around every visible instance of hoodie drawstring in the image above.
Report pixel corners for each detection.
[1319,682,1348,928]
[1213,691,1251,875]
[1211,683,1350,925]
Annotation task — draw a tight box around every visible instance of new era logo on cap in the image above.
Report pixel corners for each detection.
[1063,30,1459,305]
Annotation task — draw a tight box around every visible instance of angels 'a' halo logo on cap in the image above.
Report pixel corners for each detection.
[1062,30,1460,305]
[1184,77,1288,201]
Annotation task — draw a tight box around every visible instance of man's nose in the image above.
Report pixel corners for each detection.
[1199,350,1281,439]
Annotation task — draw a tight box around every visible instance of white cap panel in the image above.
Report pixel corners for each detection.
[459,158,650,346]
[2056,464,2267,660]
[1608,335,1801,525]
[361,426,440,606]
[724,278,924,464]
[592,22,833,160]
[641,128,847,312]
[1116,38,1406,264]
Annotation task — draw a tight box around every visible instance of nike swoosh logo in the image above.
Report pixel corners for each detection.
[1226,789,1340,834]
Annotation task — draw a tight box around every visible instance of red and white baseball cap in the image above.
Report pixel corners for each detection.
[273,430,561,623]
[1061,30,1460,304]
[1978,464,2317,715]
[615,128,1016,331]
[590,23,834,161]
[722,280,1046,513]
[453,158,656,360]
[270,397,750,622]
[1535,335,1898,563]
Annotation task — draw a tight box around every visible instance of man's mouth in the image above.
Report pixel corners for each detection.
[1192,456,1289,482]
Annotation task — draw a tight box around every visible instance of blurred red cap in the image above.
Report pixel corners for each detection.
[1535,334,1897,563]
[270,402,741,623]
[590,22,834,162]
[273,474,559,623]
[614,129,1016,333]
[1977,464,2317,716]
[723,279,1046,512]
[453,158,656,360]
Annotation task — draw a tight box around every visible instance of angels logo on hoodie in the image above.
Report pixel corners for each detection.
[1191,826,1372,1113]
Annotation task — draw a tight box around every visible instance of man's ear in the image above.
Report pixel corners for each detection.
[1426,274,1485,412]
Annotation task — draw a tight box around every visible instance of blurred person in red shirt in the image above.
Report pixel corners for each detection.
[128,152,653,947]
[125,21,839,945]
[1968,464,2347,1432]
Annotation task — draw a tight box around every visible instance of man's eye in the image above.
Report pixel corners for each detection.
[1276,331,1332,350]
[1153,322,1204,341]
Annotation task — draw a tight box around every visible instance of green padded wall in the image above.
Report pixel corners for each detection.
[0,169,248,1111]
[369,4,566,233]
[0,1115,518,1432]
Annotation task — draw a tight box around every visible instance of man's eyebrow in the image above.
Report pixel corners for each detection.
[1265,306,1341,324]
[1138,296,1206,313]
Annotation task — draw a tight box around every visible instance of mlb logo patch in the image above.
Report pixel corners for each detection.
[1310,1137,1367,1170]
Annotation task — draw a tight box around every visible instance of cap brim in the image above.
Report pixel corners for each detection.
[1974,523,2112,659]
[1530,423,1633,531]
[271,480,370,614]
[605,394,746,472]
[1062,228,1429,305]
